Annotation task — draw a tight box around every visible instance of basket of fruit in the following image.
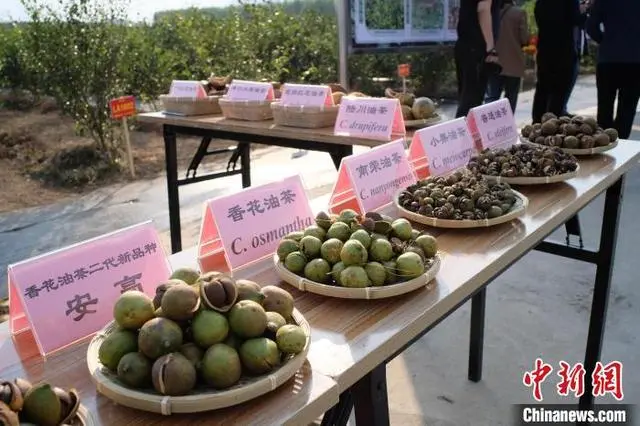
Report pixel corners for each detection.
[87,272,310,415]
[273,209,441,299]
[159,74,231,116]
[520,113,619,156]
[467,144,579,185]
[271,103,340,128]
[0,377,95,425]
[384,88,442,128]
[219,98,275,121]
[395,170,528,228]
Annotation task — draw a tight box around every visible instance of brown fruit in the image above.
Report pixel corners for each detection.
[604,128,619,142]
[553,135,564,147]
[580,123,594,135]
[235,279,265,304]
[328,83,347,94]
[541,112,557,123]
[564,123,579,136]
[541,120,557,136]
[580,135,595,149]
[594,133,611,147]
[160,283,200,321]
[151,353,197,396]
[563,135,580,149]
[54,387,80,425]
[200,274,238,312]
[260,286,295,319]
[14,378,32,397]
[0,381,23,411]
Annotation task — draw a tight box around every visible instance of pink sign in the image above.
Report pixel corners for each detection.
[408,117,477,178]
[467,98,517,150]
[328,139,416,214]
[7,222,170,357]
[280,83,332,107]
[226,80,274,101]
[169,80,207,98]
[198,175,314,272]
[334,97,406,141]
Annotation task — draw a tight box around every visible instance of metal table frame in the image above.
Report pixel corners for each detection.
[162,124,353,253]
[320,177,625,426]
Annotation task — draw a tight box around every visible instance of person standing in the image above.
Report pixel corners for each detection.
[484,0,529,114]
[455,0,502,118]
[531,0,581,122]
[587,0,640,139]
[561,0,591,116]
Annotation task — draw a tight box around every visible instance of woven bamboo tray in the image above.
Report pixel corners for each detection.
[159,95,222,116]
[519,136,619,156]
[404,114,443,129]
[271,103,340,128]
[219,98,275,121]
[71,404,96,426]
[394,189,529,229]
[480,163,579,185]
[86,310,310,415]
[273,253,440,299]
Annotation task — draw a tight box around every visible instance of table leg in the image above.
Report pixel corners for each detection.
[353,364,390,426]
[320,391,353,426]
[468,288,486,382]
[329,145,353,170]
[240,142,251,188]
[163,125,181,254]
[579,177,624,410]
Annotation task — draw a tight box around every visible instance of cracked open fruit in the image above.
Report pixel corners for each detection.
[467,144,578,178]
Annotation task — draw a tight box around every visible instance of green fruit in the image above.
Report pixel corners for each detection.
[239,338,281,375]
[284,251,307,273]
[201,344,242,389]
[113,290,155,330]
[98,329,138,372]
[303,225,326,240]
[326,222,351,242]
[117,352,152,389]
[192,310,229,348]
[396,252,425,280]
[412,97,435,119]
[410,229,421,240]
[179,342,204,370]
[340,239,368,266]
[331,261,347,286]
[300,235,323,259]
[370,238,394,262]
[228,300,267,338]
[415,234,437,258]
[276,324,307,354]
[370,233,388,242]
[153,279,184,309]
[277,239,299,262]
[382,260,397,285]
[340,266,371,288]
[391,218,413,241]
[285,231,304,242]
[365,262,386,286]
[261,286,295,319]
[235,279,265,303]
[169,268,200,285]
[22,384,61,426]
[315,211,333,230]
[151,353,196,396]
[138,317,183,360]
[265,311,288,339]
[320,238,344,264]
[304,258,331,283]
[337,209,359,225]
[349,229,372,249]
[161,283,200,321]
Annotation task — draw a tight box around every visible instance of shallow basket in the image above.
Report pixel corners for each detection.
[394,189,529,229]
[274,254,441,299]
[219,98,275,121]
[404,114,443,129]
[271,103,340,128]
[519,135,619,156]
[86,310,310,415]
[159,95,222,116]
[480,163,579,185]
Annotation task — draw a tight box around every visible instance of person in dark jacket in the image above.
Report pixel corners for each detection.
[454,0,502,118]
[531,0,581,122]
[587,0,640,139]
[561,0,590,116]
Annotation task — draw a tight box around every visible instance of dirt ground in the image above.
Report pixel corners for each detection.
[0,102,257,214]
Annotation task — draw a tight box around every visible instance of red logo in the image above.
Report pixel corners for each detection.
[523,359,624,402]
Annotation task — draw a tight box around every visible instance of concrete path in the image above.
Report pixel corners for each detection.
[2,75,639,424]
